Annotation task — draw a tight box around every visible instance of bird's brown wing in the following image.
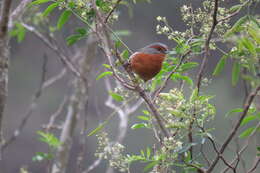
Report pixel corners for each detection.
[130,52,165,81]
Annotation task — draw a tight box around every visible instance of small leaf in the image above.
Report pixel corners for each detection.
[30,0,50,6]
[76,28,87,35]
[248,26,260,44]
[240,38,257,57]
[229,4,242,13]
[131,123,148,129]
[115,40,122,49]
[87,123,106,136]
[171,73,193,86]
[142,110,150,115]
[96,71,113,80]
[225,16,248,37]
[232,61,241,86]
[241,115,257,126]
[137,116,150,121]
[143,161,159,172]
[42,2,58,17]
[190,88,198,102]
[109,91,124,102]
[213,56,227,75]
[16,23,26,42]
[239,127,255,138]
[179,62,198,72]
[102,64,111,69]
[225,108,243,117]
[146,147,151,158]
[120,49,129,60]
[66,34,81,45]
[57,10,72,30]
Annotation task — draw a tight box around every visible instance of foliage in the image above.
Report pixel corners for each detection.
[24,0,260,172]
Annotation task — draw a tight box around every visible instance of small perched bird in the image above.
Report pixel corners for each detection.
[129,42,168,82]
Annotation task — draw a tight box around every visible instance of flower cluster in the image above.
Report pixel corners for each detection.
[95,132,128,172]
[156,88,215,133]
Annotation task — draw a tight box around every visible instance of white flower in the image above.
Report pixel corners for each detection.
[156,16,162,21]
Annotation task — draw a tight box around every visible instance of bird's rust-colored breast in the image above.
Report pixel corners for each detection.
[130,52,166,81]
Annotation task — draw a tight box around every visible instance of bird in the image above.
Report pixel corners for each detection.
[128,42,169,82]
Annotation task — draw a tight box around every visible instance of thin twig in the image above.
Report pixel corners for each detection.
[104,0,122,23]
[247,158,260,173]
[196,0,219,93]
[21,23,85,82]
[2,55,48,151]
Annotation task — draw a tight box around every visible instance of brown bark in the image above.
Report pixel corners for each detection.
[0,0,12,155]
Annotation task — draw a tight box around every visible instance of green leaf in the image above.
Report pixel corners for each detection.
[224,16,248,38]
[190,88,198,102]
[115,40,122,49]
[239,127,255,138]
[87,123,106,136]
[229,4,242,13]
[146,147,151,159]
[102,64,111,69]
[131,123,148,129]
[241,115,257,126]
[179,62,198,72]
[30,0,50,6]
[120,49,129,60]
[225,108,243,117]
[232,61,241,86]
[57,10,72,30]
[16,23,26,42]
[171,73,193,86]
[137,116,150,121]
[248,26,260,44]
[213,56,227,75]
[37,131,61,148]
[240,38,257,57]
[142,110,150,115]
[76,28,87,35]
[109,91,124,102]
[42,2,58,17]
[66,34,81,45]
[96,71,113,80]
[143,161,159,172]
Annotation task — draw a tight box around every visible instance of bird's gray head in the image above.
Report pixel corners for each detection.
[141,42,169,54]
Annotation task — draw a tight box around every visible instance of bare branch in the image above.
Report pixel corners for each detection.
[2,55,48,151]
[247,158,260,173]
[21,23,85,82]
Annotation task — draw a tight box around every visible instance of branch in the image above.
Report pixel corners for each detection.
[104,0,122,23]
[0,0,12,158]
[196,0,219,92]
[21,23,85,82]
[9,0,32,28]
[247,158,260,173]
[207,86,260,172]
[2,55,48,151]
